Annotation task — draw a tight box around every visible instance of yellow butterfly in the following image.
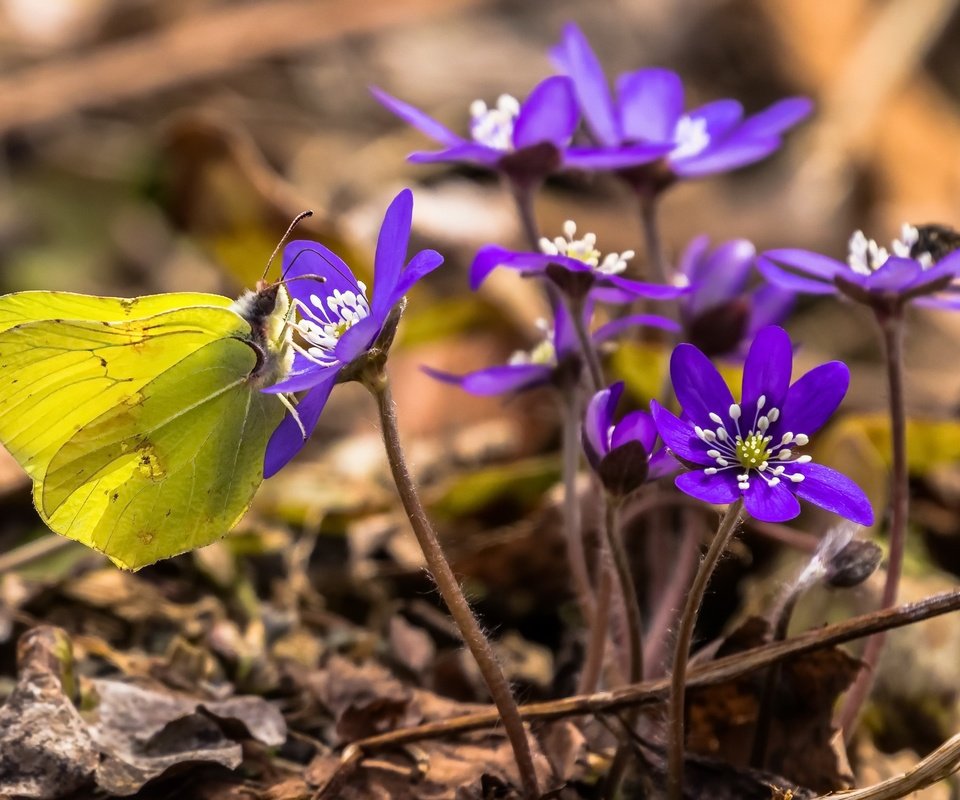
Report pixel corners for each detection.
[0,283,294,570]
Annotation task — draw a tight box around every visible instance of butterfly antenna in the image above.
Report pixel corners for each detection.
[262,210,314,282]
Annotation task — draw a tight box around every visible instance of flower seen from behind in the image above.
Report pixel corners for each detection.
[758,223,960,309]
[583,381,677,496]
[651,326,874,524]
[550,22,812,183]
[471,219,687,302]
[676,235,793,358]
[262,189,443,477]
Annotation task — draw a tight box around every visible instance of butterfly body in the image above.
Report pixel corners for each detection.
[0,286,292,569]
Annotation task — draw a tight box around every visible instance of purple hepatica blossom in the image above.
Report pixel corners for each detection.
[261,189,443,477]
[677,235,794,358]
[425,300,677,396]
[758,223,960,311]
[550,22,812,190]
[651,326,874,524]
[371,77,671,182]
[583,381,677,496]
[471,220,687,302]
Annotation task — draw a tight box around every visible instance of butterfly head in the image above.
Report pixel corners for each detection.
[233,282,295,388]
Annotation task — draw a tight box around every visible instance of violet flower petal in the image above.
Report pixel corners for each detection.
[678,234,712,282]
[616,67,684,142]
[393,249,445,300]
[862,256,921,291]
[756,256,840,295]
[685,99,744,141]
[563,143,672,170]
[592,313,680,343]
[550,22,620,147]
[370,86,463,147]
[675,469,741,504]
[671,134,780,176]
[778,361,850,437]
[370,190,412,317]
[669,343,736,429]
[746,284,796,337]
[792,462,875,525]
[584,382,623,464]
[612,410,658,452]
[334,314,382,363]
[282,241,362,301]
[740,325,793,415]
[423,363,553,396]
[262,362,340,395]
[513,76,578,149]
[686,239,755,316]
[408,143,502,165]
[650,401,715,466]
[264,376,337,478]
[743,478,802,522]
[600,273,688,300]
[735,97,813,139]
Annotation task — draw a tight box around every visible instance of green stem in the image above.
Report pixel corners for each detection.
[368,375,541,800]
[837,310,908,736]
[667,498,744,800]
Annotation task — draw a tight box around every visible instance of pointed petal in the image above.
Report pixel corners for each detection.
[422,364,553,396]
[686,239,756,316]
[592,313,679,343]
[262,363,341,394]
[550,22,620,146]
[408,144,501,165]
[736,97,813,139]
[470,246,549,289]
[791,462,875,525]
[371,190,412,316]
[584,382,622,465]
[334,313,382,363]
[669,343,736,430]
[862,256,921,292]
[600,273,688,300]
[263,377,337,478]
[779,361,849,437]
[676,469,741,504]
[282,240,362,302]
[650,400,714,466]
[370,86,464,146]
[743,478,801,522]
[746,284,795,336]
[756,256,841,295]
[741,325,793,416]
[393,249,444,300]
[678,234,712,282]
[513,76,578,149]
[616,68,684,142]
[687,99,744,140]
[671,134,780,176]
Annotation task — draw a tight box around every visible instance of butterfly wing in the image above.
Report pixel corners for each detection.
[0,294,285,569]
[38,335,283,569]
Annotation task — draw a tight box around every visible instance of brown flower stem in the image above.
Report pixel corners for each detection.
[560,395,596,629]
[667,498,745,800]
[566,294,604,392]
[637,190,669,284]
[605,498,643,685]
[367,373,541,800]
[507,177,542,251]
[643,510,702,678]
[837,310,908,737]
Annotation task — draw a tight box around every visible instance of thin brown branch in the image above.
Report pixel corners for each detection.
[0,0,485,136]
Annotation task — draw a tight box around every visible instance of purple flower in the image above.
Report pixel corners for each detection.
[583,381,677,495]
[651,326,874,524]
[425,300,677,396]
[677,235,794,357]
[371,77,671,180]
[262,189,443,477]
[758,223,960,310]
[550,22,812,184]
[471,220,687,302]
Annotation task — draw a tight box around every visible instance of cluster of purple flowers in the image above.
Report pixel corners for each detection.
[255,20,960,531]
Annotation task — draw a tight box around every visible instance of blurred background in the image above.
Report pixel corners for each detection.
[1,0,960,792]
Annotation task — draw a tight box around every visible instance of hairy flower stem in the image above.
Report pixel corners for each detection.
[667,498,745,800]
[577,551,612,694]
[837,310,908,737]
[637,191,669,284]
[561,395,597,631]
[566,295,604,392]
[368,374,541,800]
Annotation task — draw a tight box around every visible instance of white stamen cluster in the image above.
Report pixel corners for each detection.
[539,220,635,276]
[847,223,934,275]
[670,115,711,160]
[508,318,556,366]
[696,395,811,491]
[469,94,520,151]
[293,284,370,367]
